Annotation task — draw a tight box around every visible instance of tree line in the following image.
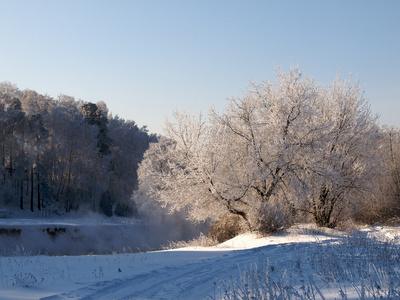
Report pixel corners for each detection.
[138,67,400,234]
[0,82,156,216]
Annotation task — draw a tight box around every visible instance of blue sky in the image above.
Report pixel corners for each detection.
[0,0,399,134]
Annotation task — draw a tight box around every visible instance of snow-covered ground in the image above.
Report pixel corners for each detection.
[0,222,399,300]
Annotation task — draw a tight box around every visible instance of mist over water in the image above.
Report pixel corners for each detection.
[0,198,209,255]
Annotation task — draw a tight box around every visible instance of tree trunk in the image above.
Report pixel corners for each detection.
[30,167,34,212]
[312,186,338,228]
[37,152,41,211]
[9,150,13,177]
[2,144,5,181]
[37,173,41,211]
[20,179,23,210]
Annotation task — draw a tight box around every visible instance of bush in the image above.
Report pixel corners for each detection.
[207,214,248,243]
[115,201,137,217]
[100,191,115,217]
[256,202,288,235]
[162,232,218,249]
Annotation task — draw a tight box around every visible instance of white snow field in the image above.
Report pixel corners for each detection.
[0,222,399,300]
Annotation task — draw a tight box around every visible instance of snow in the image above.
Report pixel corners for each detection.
[0,221,399,300]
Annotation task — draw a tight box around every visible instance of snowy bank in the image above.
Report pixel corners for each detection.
[0,224,399,299]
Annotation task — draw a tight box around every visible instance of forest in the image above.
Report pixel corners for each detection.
[0,82,156,217]
[138,67,400,239]
[1,67,399,235]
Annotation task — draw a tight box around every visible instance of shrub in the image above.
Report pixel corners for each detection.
[256,202,288,235]
[162,232,218,249]
[115,201,137,217]
[208,214,248,243]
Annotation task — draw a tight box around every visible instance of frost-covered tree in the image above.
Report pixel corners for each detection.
[0,83,151,215]
[301,77,382,227]
[0,96,27,209]
[138,67,382,230]
[138,68,322,229]
[378,126,400,219]
[138,111,219,221]
[27,113,49,212]
[214,68,329,230]
[82,102,112,157]
[385,127,400,209]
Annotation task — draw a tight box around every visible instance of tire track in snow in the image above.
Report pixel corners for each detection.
[47,253,238,299]
[41,243,304,300]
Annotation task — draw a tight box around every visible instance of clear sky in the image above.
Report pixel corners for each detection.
[0,0,399,134]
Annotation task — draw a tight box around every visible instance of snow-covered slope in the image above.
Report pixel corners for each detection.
[0,224,399,300]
